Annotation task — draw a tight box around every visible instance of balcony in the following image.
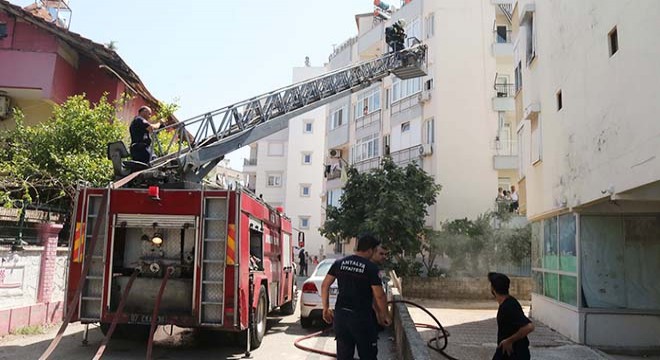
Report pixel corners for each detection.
[390,145,423,167]
[355,109,381,131]
[328,123,349,149]
[493,139,518,170]
[492,83,515,111]
[353,157,381,173]
[492,29,513,57]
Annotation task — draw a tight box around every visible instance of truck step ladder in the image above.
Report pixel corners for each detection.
[200,197,229,325]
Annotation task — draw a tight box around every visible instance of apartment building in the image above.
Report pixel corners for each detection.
[244,65,328,257]
[323,0,512,253]
[511,0,660,350]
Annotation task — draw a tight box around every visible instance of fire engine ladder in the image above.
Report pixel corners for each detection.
[112,44,427,188]
[199,196,230,325]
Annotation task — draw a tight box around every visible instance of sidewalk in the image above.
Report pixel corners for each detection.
[405,299,606,360]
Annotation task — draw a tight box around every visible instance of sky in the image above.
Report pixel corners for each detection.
[11,0,373,170]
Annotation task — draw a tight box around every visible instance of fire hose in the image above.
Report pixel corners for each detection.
[146,266,175,360]
[293,299,459,360]
[92,270,140,360]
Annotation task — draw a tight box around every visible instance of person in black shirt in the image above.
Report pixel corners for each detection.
[488,272,535,360]
[129,106,162,165]
[321,234,390,360]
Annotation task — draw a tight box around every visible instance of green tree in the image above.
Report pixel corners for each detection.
[320,157,441,264]
[0,95,125,210]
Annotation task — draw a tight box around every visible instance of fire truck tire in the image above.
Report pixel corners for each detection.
[279,283,297,315]
[250,285,268,348]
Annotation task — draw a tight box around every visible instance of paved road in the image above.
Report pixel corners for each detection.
[0,282,394,360]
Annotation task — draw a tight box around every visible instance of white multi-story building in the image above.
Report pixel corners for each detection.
[244,64,328,257]
[323,0,514,253]
[510,0,660,350]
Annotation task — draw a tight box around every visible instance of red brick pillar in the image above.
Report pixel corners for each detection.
[37,223,63,303]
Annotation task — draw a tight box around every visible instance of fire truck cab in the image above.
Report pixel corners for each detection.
[66,186,296,348]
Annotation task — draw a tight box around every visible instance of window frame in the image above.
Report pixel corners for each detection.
[300,184,311,197]
[266,173,283,187]
[303,119,313,134]
[299,216,311,230]
[267,142,285,157]
[301,152,312,165]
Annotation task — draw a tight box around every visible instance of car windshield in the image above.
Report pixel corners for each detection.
[313,261,334,277]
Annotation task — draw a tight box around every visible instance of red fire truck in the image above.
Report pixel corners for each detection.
[42,43,427,359]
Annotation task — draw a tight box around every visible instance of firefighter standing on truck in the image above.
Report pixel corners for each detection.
[129,106,163,165]
[321,233,390,360]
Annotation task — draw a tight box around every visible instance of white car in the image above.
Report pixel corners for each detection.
[300,258,338,328]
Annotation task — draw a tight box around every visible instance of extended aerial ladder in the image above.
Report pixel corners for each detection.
[108,43,428,188]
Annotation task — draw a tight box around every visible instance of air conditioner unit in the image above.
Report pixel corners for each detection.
[418,144,433,157]
[0,94,10,120]
[329,149,342,158]
[418,90,431,103]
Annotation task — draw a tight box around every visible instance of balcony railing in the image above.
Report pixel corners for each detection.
[494,139,518,156]
[243,158,257,166]
[494,83,515,98]
[326,168,342,180]
[353,157,381,173]
[355,109,381,130]
[390,145,422,167]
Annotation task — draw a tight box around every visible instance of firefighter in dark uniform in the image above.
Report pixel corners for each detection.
[321,234,390,360]
[385,19,407,53]
[129,106,162,165]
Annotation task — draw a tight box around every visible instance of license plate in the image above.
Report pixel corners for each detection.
[330,288,338,295]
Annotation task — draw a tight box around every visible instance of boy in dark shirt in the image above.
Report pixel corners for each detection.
[321,234,390,360]
[488,272,535,360]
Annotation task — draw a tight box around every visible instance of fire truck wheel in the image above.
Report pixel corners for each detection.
[251,285,268,348]
[279,283,297,315]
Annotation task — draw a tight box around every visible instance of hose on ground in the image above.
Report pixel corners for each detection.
[293,299,459,360]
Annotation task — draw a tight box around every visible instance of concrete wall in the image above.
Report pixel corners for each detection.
[584,312,660,350]
[531,295,580,343]
[402,276,532,300]
[0,224,66,336]
[515,0,660,217]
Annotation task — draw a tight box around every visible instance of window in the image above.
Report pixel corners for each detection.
[405,17,421,42]
[300,184,311,197]
[556,90,562,111]
[514,61,523,93]
[425,13,435,39]
[327,188,344,208]
[424,118,435,144]
[608,26,618,56]
[351,133,379,163]
[532,214,578,306]
[267,142,284,156]
[391,77,422,103]
[531,117,542,164]
[496,25,508,43]
[354,89,381,118]
[424,78,434,91]
[517,123,528,178]
[0,23,7,39]
[299,216,310,230]
[303,120,313,134]
[301,152,312,165]
[330,107,346,129]
[525,12,537,65]
[401,122,411,133]
[266,173,282,187]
